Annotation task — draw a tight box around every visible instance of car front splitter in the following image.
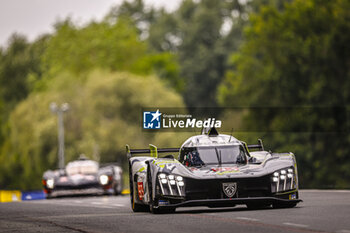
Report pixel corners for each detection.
[157,197,302,208]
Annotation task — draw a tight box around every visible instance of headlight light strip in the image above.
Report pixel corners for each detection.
[272,167,295,193]
[158,173,184,196]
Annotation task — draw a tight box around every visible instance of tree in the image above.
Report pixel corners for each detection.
[219,0,350,188]
[0,34,49,152]
[42,18,147,77]
[0,71,187,190]
[0,34,48,109]
[146,0,257,110]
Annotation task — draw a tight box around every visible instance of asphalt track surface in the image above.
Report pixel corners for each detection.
[0,190,349,233]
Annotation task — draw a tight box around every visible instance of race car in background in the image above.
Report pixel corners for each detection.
[42,155,123,198]
[127,128,301,213]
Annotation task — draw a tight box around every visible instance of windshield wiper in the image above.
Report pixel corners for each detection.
[215,148,222,167]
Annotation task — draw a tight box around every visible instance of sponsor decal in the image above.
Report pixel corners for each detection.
[137,182,144,200]
[222,182,237,198]
[59,176,68,182]
[211,167,239,173]
[189,167,199,171]
[165,164,176,171]
[211,167,240,175]
[290,193,297,200]
[158,200,169,206]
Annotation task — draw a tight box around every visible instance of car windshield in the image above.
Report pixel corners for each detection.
[183,145,247,167]
[66,160,99,176]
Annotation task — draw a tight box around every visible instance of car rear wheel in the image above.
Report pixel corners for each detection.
[113,183,122,196]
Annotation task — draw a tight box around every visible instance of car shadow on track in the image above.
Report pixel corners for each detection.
[46,193,126,199]
[171,206,267,214]
[175,207,243,214]
[170,205,302,215]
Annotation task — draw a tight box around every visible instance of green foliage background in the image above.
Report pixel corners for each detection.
[0,0,349,189]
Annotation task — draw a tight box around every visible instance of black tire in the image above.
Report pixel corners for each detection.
[113,183,122,196]
[45,189,53,199]
[131,194,149,212]
[147,164,158,214]
[149,201,161,214]
[272,202,297,209]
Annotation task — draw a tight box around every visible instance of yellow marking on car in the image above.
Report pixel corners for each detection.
[275,189,297,195]
[138,166,146,172]
[216,170,240,175]
[149,144,158,158]
[152,160,180,165]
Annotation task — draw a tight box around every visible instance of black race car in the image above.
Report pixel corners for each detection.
[126,128,301,213]
[42,156,123,198]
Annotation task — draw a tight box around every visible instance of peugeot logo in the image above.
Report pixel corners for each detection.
[222,182,237,198]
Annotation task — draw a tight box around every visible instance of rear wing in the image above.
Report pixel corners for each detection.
[246,139,265,151]
[126,144,180,159]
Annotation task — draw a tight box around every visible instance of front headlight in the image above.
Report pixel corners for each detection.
[46,178,54,189]
[99,175,109,185]
[271,167,295,193]
[157,173,185,196]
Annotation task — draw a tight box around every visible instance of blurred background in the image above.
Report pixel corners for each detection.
[0,0,349,191]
